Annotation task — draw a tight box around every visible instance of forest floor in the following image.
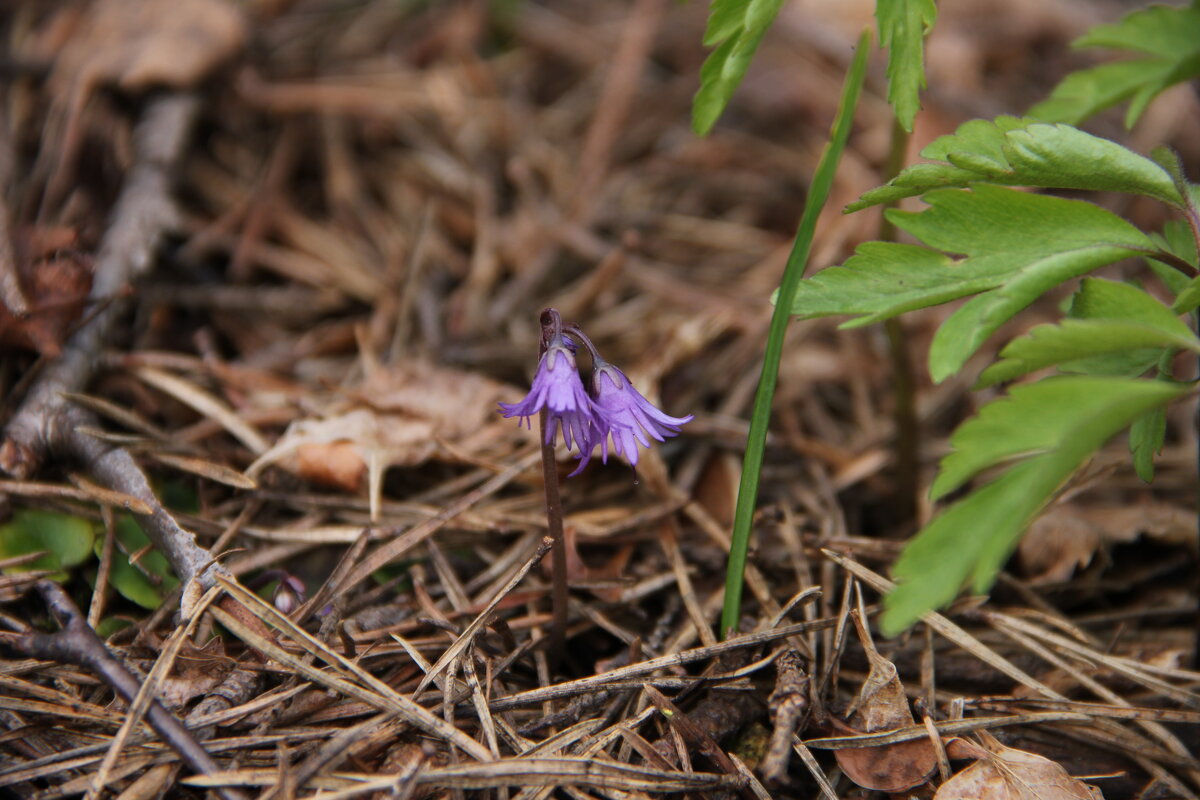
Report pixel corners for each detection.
[1,1,1200,799]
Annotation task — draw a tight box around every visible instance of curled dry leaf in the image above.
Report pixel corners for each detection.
[248,361,509,492]
[935,735,1103,800]
[1018,501,1194,584]
[155,639,235,710]
[833,613,937,792]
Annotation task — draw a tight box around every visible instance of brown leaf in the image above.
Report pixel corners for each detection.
[693,452,740,527]
[294,440,369,493]
[833,613,937,792]
[354,359,507,440]
[248,361,509,491]
[0,228,92,357]
[1018,501,1194,584]
[934,735,1103,800]
[156,639,235,710]
[45,0,246,93]
[253,409,435,491]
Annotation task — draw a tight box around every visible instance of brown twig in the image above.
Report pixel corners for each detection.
[0,580,248,800]
[762,648,810,783]
[0,94,251,620]
[2,93,198,478]
[0,105,28,317]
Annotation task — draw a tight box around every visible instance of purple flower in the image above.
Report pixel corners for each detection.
[574,362,693,473]
[499,335,595,450]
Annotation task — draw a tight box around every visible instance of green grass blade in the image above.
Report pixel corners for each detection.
[692,0,788,135]
[719,29,871,638]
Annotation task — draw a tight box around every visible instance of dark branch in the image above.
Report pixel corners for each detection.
[0,581,248,800]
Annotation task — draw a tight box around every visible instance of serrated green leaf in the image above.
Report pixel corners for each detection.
[849,163,981,210]
[882,376,1191,634]
[1031,3,1200,128]
[847,116,1028,211]
[1130,406,1167,482]
[846,118,1182,212]
[1125,52,1200,127]
[1160,220,1200,268]
[1029,59,1181,127]
[1070,277,1189,330]
[921,115,1033,162]
[892,186,1155,381]
[883,462,1044,633]
[0,510,94,575]
[1172,278,1200,315]
[802,187,1156,378]
[1075,3,1200,55]
[876,0,937,132]
[1054,278,1191,376]
[1001,125,1182,206]
[787,242,973,323]
[703,0,748,46]
[101,516,179,609]
[1128,344,1182,483]
[692,0,787,135]
[931,375,1185,499]
[1144,220,1197,298]
[976,319,1198,387]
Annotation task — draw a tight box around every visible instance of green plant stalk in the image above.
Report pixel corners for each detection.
[1150,149,1200,666]
[720,29,872,639]
[880,115,919,530]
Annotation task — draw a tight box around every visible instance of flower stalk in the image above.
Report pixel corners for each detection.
[536,311,571,662]
[500,307,692,663]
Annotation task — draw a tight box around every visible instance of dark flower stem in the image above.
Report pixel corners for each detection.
[564,323,602,361]
[538,309,570,664]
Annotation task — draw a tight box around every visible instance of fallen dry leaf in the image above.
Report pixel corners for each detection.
[148,637,235,710]
[833,612,937,792]
[1018,501,1195,584]
[249,409,435,492]
[353,358,508,440]
[692,451,740,527]
[935,734,1103,800]
[0,228,92,357]
[44,0,246,94]
[247,360,509,493]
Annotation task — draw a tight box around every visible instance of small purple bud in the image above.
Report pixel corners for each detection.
[273,574,306,615]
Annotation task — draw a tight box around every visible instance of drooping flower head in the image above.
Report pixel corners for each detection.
[501,309,693,477]
[574,359,693,473]
[498,331,595,451]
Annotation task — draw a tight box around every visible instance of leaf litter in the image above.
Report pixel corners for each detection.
[0,0,1198,799]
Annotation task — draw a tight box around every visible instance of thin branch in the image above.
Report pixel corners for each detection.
[0,94,251,619]
[0,581,248,800]
[2,93,199,478]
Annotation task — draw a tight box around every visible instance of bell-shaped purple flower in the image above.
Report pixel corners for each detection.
[499,335,595,450]
[574,361,692,473]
